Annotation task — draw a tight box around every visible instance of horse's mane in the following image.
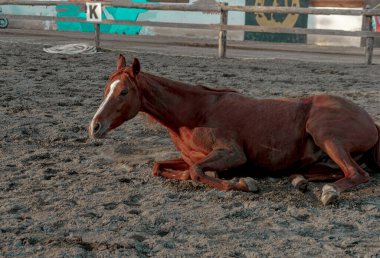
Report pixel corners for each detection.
[110,69,239,94]
[144,71,239,94]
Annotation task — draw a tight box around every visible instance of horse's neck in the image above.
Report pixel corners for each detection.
[138,73,212,129]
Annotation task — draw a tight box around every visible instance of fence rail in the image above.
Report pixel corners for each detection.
[311,0,363,8]
[2,1,380,15]
[0,0,379,64]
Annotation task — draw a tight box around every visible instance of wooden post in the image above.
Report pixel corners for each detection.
[364,5,374,65]
[94,23,100,51]
[218,3,228,58]
[360,0,368,47]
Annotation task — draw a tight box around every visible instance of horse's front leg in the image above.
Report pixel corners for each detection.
[153,158,191,180]
[189,147,259,192]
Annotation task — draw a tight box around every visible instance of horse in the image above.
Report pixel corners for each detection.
[89,54,380,205]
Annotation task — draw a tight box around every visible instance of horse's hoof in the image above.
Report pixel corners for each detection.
[205,171,218,178]
[321,184,339,205]
[239,177,259,192]
[291,175,308,192]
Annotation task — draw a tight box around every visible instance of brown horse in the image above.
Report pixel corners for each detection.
[89,54,380,205]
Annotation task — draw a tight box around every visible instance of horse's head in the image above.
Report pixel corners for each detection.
[89,54,141,139]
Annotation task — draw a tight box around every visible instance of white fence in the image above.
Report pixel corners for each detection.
[1,1,380,63]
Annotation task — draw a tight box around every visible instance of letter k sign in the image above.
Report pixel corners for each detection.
[86,3,102,23]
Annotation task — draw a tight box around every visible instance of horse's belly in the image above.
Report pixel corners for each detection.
[244,136,306,171]
[246,137,324,171]
[248,150,300,171]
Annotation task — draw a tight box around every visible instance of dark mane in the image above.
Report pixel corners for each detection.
[110,69,239,94]
[141,71,239,94]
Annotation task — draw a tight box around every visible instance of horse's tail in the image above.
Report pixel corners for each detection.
[370,123,380,171]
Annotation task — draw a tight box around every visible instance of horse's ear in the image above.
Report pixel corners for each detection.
[131,58,140,77]
[117,54,126,70]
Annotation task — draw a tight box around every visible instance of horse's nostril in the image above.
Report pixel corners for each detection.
[93,122,101,133]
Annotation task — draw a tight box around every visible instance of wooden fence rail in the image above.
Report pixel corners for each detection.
[0,0,379,64]
[2,1,380,15]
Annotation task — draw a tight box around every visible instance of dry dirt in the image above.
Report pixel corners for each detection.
[0,41,380,257]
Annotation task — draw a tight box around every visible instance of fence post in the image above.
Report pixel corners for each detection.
[218,2,228,58]
[364,5,374,65]
[94,23,100,51]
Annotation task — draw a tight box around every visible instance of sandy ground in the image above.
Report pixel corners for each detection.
[0,40,380,257]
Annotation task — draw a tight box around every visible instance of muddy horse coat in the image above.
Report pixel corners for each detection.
[89,55,380,205]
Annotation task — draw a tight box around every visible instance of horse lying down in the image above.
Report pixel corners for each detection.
[89,54,380,205]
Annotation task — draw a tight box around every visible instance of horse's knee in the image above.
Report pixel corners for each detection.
[190,166,202,181]
[152,162,161,176]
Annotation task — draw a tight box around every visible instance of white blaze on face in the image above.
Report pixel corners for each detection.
[90,79,120,133]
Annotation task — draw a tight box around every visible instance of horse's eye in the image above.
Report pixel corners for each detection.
[120,89,128,96]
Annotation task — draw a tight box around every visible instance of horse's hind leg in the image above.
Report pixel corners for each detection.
[315,140,370,205]
[153,158,191,180]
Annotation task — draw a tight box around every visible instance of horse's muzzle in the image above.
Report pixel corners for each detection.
[89,121,106,139]
[93,122,101,134]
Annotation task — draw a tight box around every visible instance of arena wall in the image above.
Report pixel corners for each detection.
[1,0,373,47]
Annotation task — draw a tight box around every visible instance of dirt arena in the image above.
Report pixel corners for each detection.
[1,40,379,257]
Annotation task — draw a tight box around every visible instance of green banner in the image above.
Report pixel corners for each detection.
[245,0,309,43]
